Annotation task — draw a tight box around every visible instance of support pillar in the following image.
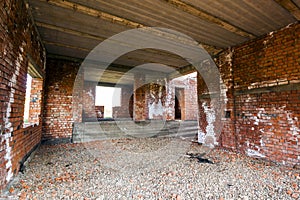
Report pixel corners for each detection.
[133,73,147,121]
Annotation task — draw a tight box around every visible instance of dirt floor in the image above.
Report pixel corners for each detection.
[1,138,300,199]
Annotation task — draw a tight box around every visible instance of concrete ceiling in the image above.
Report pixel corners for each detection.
[27,0,300,85]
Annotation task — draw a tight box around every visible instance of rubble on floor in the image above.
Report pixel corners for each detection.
[1,138,299,200]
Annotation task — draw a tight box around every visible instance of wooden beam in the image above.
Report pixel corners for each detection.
[36,22,105,41]
[47,54,83,63]
[37,0,222,55]
[168,64,196,79]
[43,40,90,52]
[36,21,222,58]
[274,0,300,20]
[162,0,256,39]
[43,0,143,28]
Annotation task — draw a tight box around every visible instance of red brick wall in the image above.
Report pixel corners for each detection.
[198,22,300,166]
[132,75,198,121]
[43,59,80,141]
[215,49,236,150]
[172,75,198,121]
[233,22,300,166]
[133,74,147,121]
[0,0,45,192]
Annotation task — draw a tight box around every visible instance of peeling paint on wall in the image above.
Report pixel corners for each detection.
[148,99,164,119]
[3,51,23,182]
[247,149,266,158]
[198,102,218,148]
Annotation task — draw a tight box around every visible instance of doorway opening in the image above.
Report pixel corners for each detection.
[175,88,184,120]
[95,86,121,118]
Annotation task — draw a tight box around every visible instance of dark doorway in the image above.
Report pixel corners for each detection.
[175,88,184,120]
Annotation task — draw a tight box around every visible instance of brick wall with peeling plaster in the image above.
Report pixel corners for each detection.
[82,81,97,120]
[1,2,297,193]
[171,77,198,120]
[198,22,300,166]
[42,59,80,141]
[0,0,46,192]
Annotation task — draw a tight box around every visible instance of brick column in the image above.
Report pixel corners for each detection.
[133,73,147,121]
[164,78,175,121]
[72,68,84,123]
[82,81,96,121]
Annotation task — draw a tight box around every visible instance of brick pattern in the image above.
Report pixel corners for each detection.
[235,91,300,165]
[198,22,300,166]
[133,74,147,121]
[0,0,45,192]
[171,77,198,120]
[42,59,80,140]
[130,75,198,121]
[232,22,300,166]
[216,49,236,149]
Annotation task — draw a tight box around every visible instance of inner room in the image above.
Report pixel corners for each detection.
[0,0,299,199]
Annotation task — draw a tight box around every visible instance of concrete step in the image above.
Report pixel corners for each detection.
[72,120,198,143]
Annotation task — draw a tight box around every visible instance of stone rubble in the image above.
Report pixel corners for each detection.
[1,138,299,200]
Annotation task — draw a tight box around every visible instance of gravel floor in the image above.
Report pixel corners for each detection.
[2,138,300,200]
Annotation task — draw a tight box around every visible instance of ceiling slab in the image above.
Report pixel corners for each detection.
[27,0,298,85]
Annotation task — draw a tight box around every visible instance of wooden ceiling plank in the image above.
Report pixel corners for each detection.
[43,40,90,52]
[43,0,143,28]
[274,0,300,20]
[162,0,255,39]
[36,22,222,58]
[36,21,105,41]
[37,0,222,54]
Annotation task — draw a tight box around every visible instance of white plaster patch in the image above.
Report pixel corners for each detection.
[200,102,218,148]
[148,99,164,119]
[87,89,94,99]
[286,112,300,136]
[225,48,233,67]
[220,80,228,104]
[260,138,265,147]
[247,149,266,158]
[3,50,24,183]
[197,130,205,144]
[263,31,274,46]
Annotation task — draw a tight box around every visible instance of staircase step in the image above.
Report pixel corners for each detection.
[73,120,198,143]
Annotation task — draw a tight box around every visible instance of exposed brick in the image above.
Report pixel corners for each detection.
[198,22,300,166]
[42,59,80,140]
[0,0,45,192]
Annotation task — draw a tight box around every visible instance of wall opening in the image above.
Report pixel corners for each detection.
[23,61,43,127]
[175,88,184,120]
[95,86,122,118]
[23,74,32,126]
[171,72,197,121]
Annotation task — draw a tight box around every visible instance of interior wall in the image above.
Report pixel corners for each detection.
[198,22,300,166]
[0,0,46,192]
[42,58,80,142]
[172,76,198,121]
